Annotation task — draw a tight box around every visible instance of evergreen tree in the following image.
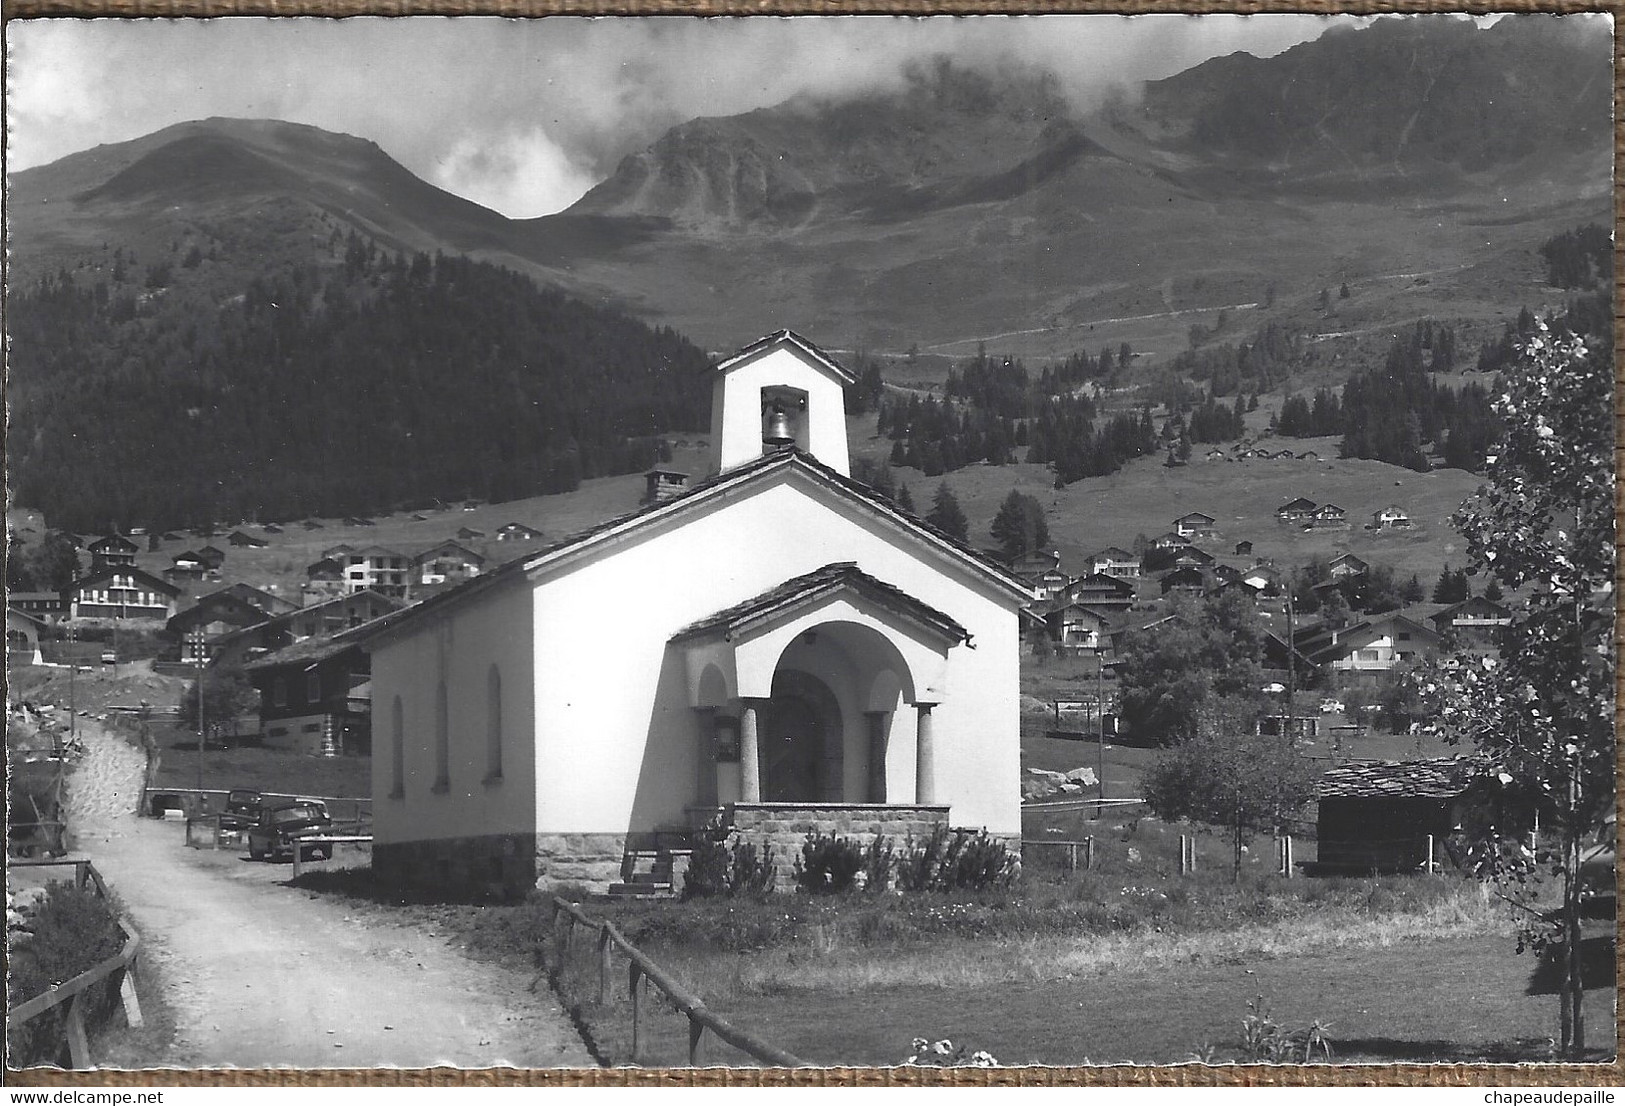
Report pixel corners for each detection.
[1432,564,1470,604]
[926,482,969,543]
[989,490,1050,561]
[895,484,916,515]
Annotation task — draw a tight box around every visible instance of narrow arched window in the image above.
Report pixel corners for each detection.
[390,695,404,798]
[486,665,503,782]
[433,680,450,791]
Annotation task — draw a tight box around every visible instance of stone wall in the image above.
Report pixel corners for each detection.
[373,831,628,898]
[727,803,952,888]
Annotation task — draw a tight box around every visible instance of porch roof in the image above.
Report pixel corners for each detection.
[670,562,968,647]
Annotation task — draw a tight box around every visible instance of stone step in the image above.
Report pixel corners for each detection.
[606,881,674,899]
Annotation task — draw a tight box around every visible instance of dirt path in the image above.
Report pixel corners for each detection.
[63,729,595,1070]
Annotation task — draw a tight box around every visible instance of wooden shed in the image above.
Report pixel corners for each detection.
[1314,757,1478,873]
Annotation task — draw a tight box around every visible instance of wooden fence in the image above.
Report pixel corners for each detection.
[548,897,805,1068]
[6,859,144,1069]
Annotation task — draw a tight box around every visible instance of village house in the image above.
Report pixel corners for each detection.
[303,557,346,601]
[1234,540,1253,557]
[1173,512,1218,541]
[67,565,181,621]
[166,584,297,664]
[1168,545,1216,569]
[227,529,269,548]
[1009,550,1066,603]
[1060,572,1136,615]
[1043,603,1112,653]
[412,541,485,586]
[247,634,374,756]
[1088,547,1140,579]
[1328,552,1370,579]
[1428,596,1513,654]
[7,592,66,621]
[1159,564,1209,596]
[357,330,1030,896]
[496,522,544,543]
[336,546,411,599]
[211,589,404,669]
[1275,498,1317,524]
[456,526,487,542]
[1241,564,1284,594]
[87,534,138,569]
[1296,612,1440,677]
[1149,532,1189,551]
[1372,505,1412,530]
[165,550,208,585]
[197,545,227,571]
[1308,503,1350,530]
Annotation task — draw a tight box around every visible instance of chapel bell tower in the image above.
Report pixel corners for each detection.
[708,330,854,477]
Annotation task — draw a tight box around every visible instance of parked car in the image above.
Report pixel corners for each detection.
[219,788,264,832]
[246,799,332,862]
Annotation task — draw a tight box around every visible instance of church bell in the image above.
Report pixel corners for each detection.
[764,403,795,448]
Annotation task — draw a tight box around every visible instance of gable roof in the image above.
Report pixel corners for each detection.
[354,447,1029,648]
[74,564,182,596]
[1318,757,1481,800]
[244,630,368,674]
[1277,498,1317,514]
[1068,572,1135,594]
[89,534,139,553]
[671,562,968,647]
[1175,511,1216,525]
[1092,547,1134,562]
[413,540,485,565]
[213,588,404,649]
[714,329,856,387]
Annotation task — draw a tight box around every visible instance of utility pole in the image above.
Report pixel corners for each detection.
[192,627,206,792]
[67,621,77,750]
[1096,648,1107,819]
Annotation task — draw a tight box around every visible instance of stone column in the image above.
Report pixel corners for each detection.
[915,703,937,805]
[739,700,763,803]
[865,711,889,803]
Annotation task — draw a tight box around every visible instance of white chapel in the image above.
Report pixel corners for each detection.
[360,330,1030,894]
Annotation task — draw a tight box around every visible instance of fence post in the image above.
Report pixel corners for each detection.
[629,963,646,1064]
[1065,843,1076,874]
[1425,834,1436,875]
[598,926,612,1005]
[213,816,221,851]
[1179,835,1189,876]
[293,842,303,880]
[1285,836,1293,879]
[688,1016,707,1067]
[119,963,144,1029]
[1085,836,1094,871]
[63,992,91,1069]
[75,861,89,890]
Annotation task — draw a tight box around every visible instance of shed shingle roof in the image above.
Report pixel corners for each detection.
[1317,757,1481,800]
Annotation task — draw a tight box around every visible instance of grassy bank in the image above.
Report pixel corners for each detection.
[291,854,1618,1068]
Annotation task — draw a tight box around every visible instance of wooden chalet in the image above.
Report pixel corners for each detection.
[1173,512,1218,541]
[1060,572,1135,614]
[227,530,268,548]
[1089,547,1140,580]
[1275,498,1318,523]
[87,534,139,569]
[67,565,181,621]
[246,631,374,756]
[496,522,544,543]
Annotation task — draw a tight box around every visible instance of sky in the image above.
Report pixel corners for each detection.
[5,15,1355,218]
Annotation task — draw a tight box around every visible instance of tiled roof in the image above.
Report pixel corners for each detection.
[1317,757,1482,799]
[671,562,968,645]
[714,329,856,385]
[351,447,1027,647]
[243,629,366,672]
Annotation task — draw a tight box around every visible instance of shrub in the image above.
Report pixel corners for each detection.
[862,835,896,893]
[947,830,1020,890]
[727,840,776,895]
[6,881,126,1067]
[793,833,865,894]
[682,835,730,901]
[1237,995,1335,1063]
[896,826,1020,892]
[896,824,953,892]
